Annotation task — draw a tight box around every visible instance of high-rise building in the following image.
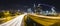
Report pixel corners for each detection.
[34,3,36,8]
[27,8,32,13]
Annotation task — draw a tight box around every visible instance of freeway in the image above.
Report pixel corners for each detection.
[0,13,60,26]
[0,13,27,26]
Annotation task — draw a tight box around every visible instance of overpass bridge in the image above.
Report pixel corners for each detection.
[26,13,60,26]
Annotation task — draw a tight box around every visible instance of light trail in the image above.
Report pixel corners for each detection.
[29,13,60,19]
[0,13,27,26]
[28,13,60,26]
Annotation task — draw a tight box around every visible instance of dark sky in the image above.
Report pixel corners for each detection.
[0,0,60,12]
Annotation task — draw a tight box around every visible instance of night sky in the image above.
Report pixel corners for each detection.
[0,0,60,12]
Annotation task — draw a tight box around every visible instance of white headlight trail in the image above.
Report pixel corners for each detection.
[0,13,27,26]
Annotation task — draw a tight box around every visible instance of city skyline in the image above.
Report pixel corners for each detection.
[0,0,60,12]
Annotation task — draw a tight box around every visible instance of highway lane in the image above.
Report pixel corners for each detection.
[0,13,27,26]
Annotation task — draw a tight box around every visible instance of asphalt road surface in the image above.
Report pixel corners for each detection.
[0,13,27,26]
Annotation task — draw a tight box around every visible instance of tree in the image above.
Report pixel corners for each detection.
[0,12,5,18]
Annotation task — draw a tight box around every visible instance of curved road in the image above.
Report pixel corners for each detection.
[0,13,27,26]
